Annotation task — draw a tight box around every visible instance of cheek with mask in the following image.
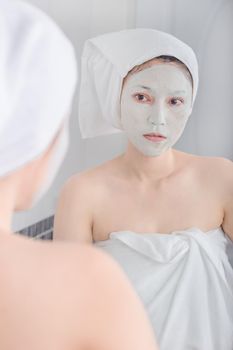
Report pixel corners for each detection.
[120,63,193,157]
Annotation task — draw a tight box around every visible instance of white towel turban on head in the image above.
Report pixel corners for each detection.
[0,0,77,177]
[79,28,199,138]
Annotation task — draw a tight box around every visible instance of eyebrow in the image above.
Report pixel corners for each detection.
[136,86,187,94]
[136,85,152,91]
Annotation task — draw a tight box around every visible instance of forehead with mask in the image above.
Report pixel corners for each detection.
[0,0,77,210]
[120,56,193,157]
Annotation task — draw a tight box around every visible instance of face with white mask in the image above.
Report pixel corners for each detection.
[120,59,193,157]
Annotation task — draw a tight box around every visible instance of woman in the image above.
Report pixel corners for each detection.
[54,29,233,349]
[0,4,159,350]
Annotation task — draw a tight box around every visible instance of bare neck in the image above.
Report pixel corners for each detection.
[121,142,178,182]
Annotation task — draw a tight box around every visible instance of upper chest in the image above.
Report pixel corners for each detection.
[94,168,221,215]
[92,167,224,240]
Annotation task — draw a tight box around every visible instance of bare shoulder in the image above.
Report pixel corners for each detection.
[20,239,124,315]
[179,153,233,239]
[54,157,122,242]
[43,241,115,292]
[174,151,233,198]
[1,236,106,312]
[179,151,233,183]
[9,237,132,346]
[43,241,157,350]
[194,155,233,186]
[197,154,233,171]
[34,241,139,330]
[62,156,121,197]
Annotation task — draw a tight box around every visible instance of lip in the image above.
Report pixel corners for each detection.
[143,133,167,143]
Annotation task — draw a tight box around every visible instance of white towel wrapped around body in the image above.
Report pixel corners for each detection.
[95,227,233,350]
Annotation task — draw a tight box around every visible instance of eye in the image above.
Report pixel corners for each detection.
[133,93,152,103]
[169,98,184,106]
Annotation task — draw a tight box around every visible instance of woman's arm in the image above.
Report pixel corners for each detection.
[53,175,94,243]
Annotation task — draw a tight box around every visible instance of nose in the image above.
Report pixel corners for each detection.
[147,104,166,127]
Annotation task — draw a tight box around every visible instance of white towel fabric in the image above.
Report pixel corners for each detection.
[0,0,77,177]
[95,227,233,350]
[79,28,199,138]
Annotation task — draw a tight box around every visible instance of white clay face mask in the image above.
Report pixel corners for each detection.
[120,63,193,157]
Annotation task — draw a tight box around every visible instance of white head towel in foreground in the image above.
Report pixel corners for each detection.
[0,0,77,177]
[79,28,199,138]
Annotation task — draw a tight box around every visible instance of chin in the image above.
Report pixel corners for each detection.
[130,136,164,156]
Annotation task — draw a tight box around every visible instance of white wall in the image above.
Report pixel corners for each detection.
[13,0,136,231]
[135,0,233,159]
